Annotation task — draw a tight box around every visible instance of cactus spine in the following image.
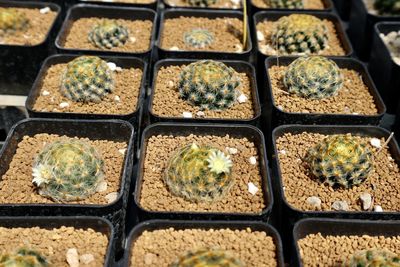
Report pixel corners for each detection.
[265,0,304,9]
[0,248,49,267]
[88,19,129,49]
[187,0,217,7]
[0,8,29,35]
[345,249,400,267]
[170,248,244,267]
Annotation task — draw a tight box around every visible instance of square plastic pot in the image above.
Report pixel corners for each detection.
[293,218,400,267]
[133,122,273,221]
[332,0,352,20]
[0,118,135,252]
[55,4,157,61]
[368,22,400,114]
[156,9,253,61]
[250,0,333,16]
[122,220,285,267]
[272,124,400,227]
[78,0,158,10]
[0,216,115,267]
[148,59,261,126]
[265,56,386,126]
[0,1,61,94]
[348,0,400,60]
[25,54,147,127]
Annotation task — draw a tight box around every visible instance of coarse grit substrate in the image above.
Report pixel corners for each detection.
[276,132,400,211]
[131,228,278,267]
[298,233,400,266]
[0,226,108,267]
[139,134,266,213]
[32,63,143,115]
[269,66,378,115]
[0,134,127,204]
[252,0,325,9]
[152,65,256,119]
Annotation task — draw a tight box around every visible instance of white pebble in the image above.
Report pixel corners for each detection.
[277,105,283,111]
[231,0,240,4]
[40,7,51,14]
[352,112,359,115]
[228,147,238,154]
[130,37,137,43]
[105,192,118,203]
[360,192,372,210]
[119,148,127,155]
[182,112,192,118]
[42,90,50,96]
[278,149,286,155]
[196,111,205,117]
[59,102,69,108]
[96,181,107,192]
[257,31,265,41]
[332,200,349,211]
[306,196,321,210]
[167,80,174,88]
[66,248,79,267]
[370,138,381,148]
[80,254,94,265]
[249,156,257,165]
[234,44,243,53]
[374,205,383,212]
[107,62,117,71]
[114,95,121,102]
[115,66,122,72]
[170,46,180,51]
[237,94,248,103]
[248,182,259,195]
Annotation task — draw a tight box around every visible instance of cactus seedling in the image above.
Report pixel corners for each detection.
[88,19,129,49]
[170,248,244,267]
[0,8,29,35]
[264,0,304,8]
[187,0,217,7]
[345,248,400,267]
[60,56,115,103]
[305,135,373,188]
[374,0,400,15]
[184,28,214,49]
[164,143,234,202]
[283,56,344,99]
[0,248,49,267]
[177,60,242,111]
[271,14,328,55]
[32,140,104,202]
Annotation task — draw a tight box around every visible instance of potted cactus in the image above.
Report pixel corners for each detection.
[250,0,333,13]
[78,0,158,9]
[162,0,242,9]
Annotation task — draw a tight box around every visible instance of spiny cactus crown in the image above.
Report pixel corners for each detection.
[0,248,49,267]
[345,249,400,267]
[170,248,244,267]
[32,139,104,202]
[187,0,217,7]
[283,56,344,99]
[60,56,115,103]
[88,19,129,49]
[265,0,304,9]
[305,134,373,188]
[272,14,328,55]
[178,60,242,111]
[374,0,400,15]
[0,8,29,35]
[184,28,214,49]
[164,143,234,202]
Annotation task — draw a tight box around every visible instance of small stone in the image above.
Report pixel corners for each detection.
[360,192,372,210]
[107,62,117,71]
[277,105,283,111]
[105,192,118,203]
[278,149,286,155]
[248,182,259,195]
[234,44,243,53]
[66,248,79,267]
[227,147,238,154]
[115,66,122,72]
[182,112,192,118]
[231,0,240,4]
[257,31,265,41]
[40,7,51,14]
[352,112,359,115]
[196,111,205,117]
[96,181,107,192]
[42,90,50,96]
[237,94,248,103]
[51,234,62,240]
[249,156,257,165]
[332,200,349,211]
[114,95,121,102]
[118,148,126,155]
[306,196,321,210]
[80,254,94,265]
[130,37,137,43]
[374,205,383,212]
[167,80,174,88]
[59,102,69,108]
[370,138,381,148]
[170,46,179,51]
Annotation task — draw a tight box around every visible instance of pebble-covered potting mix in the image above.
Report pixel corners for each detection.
[380,30,400,65]
[252,0,326,10]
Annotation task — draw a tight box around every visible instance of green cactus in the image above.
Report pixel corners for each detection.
[271,14,328,55]
[88,19,129,49]
[170,248,244,267]
[374,0,400,15]
[32,139,104,202]
[178,60,242,111]
[187,0,217,7]
[184,28,214,49]
[0,8,29,35]
[345,249,400,267]
[283,56,344,99]
[60,56,114,103]
[305,135,373,188]
[0,248,49,267]
[264,0,304,8]
[164,143,234,202]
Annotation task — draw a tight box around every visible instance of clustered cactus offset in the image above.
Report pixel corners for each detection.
[0,8,29,35]
[164,143,234,202]
[283,56,344,99]
[32,139,104,202]
[264,0,304,9]
[344,249,400,267]
[374,0,400,15]
[88,19,129,49]
[184,28,214,49]
[187,0,217,7]
[0,248,49,267]
[271,14,328,55]
[305,135,373,188]
[60,56,114,103]
[177,60,242,111]
[170,248,244,267]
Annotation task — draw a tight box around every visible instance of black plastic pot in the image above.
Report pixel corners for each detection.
[293,218,400,267]
[332,0,352,20]
[0,118,135,252]
[26,54,147,127]
[156,9,253,61]
[0,216,115,267]
[250,0,333,16]
[133,122,273,221]
[147,59,261,126]
[78,0,158,10]
[272,124,400,226]
[265,56,386,126]
[348,0,400,60]
[123,220,285,267]
[55,4,157,61]
[0,1,61,95]
[369,22,400,114]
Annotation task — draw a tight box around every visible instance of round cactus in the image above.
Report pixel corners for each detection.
[283,56,344,99]
[264,0,304,8]
[32,140,104,202]
[345,249,400,267]
[88,19,129,49]
[170,248,244,267]
[374,0,400,15]
[0,248,49,267]
[0,8,29,35]
[305,135,373,188]
[184,28,214,49]
[60,56,114,103]
[187,0,217,7]
[271,14,328,55]
[177,60,242,111]
[164,143,234,202]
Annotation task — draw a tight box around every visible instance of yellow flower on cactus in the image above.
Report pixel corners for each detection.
[207,150,233,174]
